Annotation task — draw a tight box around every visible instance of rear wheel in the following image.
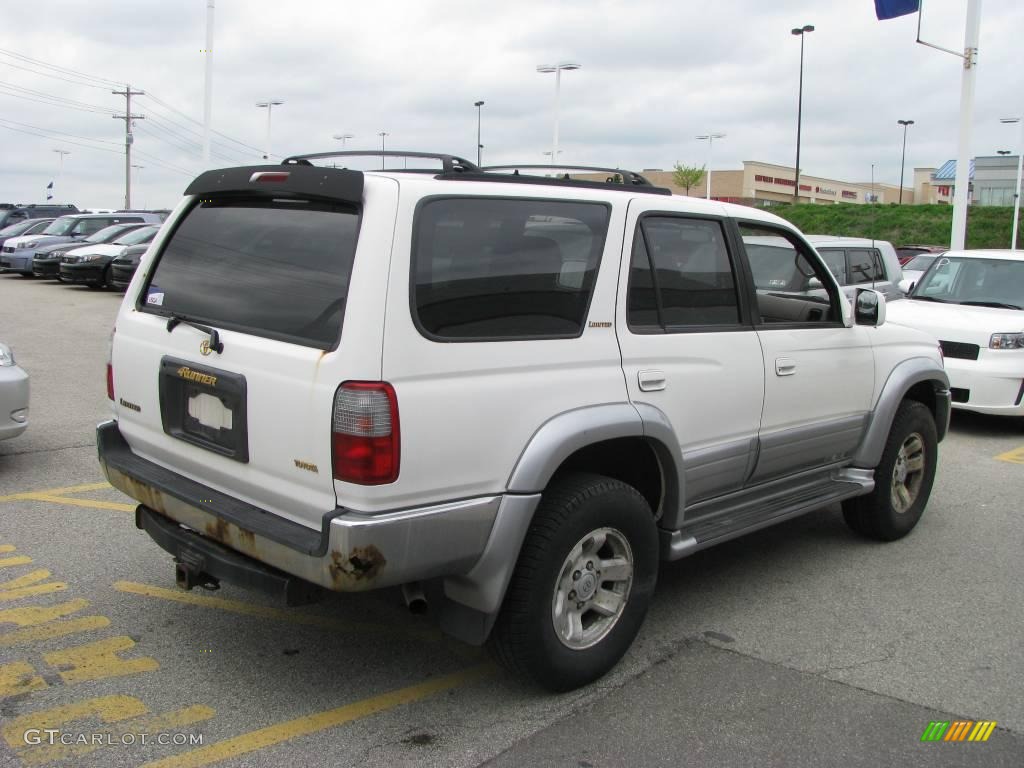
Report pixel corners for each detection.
[488,473,658,691]
[843,400,937,541]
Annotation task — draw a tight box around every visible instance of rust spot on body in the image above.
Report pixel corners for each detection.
[204,518,230,545]
[328,545,385,587]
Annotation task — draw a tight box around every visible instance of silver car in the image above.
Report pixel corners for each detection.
[0,342,29,440]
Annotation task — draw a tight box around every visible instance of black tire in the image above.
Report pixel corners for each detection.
[843,400,937,541]
[488,473,658,691]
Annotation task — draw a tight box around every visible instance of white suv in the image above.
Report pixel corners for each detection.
[98,152,950,691]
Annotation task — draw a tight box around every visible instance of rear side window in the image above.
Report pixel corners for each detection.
[141,198,359,349]
[412,197,610,340]
[848,248,884,283]
[627,216,740,330]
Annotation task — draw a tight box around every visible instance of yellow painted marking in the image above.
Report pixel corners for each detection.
[21,704,216,766]
[18,493,135,512]
[0,545,16,553]
[0,482,110,502]
[142,665,493,768]
[0,556,32,568]
[0,570,66,602]
[0,599,91,628]
[113,580,441,640]
[0,661,47,698]
[44,635,159,683]
[0,616,111,648]
[981,721,998,741]
[994,446,1024,464]
[1,694,147,750]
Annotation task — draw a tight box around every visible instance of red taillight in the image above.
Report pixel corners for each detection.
[106,362,114,400]
[332,382,399,485]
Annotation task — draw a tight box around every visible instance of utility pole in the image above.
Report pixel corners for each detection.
[113,84,145,210]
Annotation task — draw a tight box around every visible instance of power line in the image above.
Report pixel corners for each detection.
[0,118,123,155]
[0,59,111,90]
[0,82,119,115]
[0,47,122,87]
[141,91,266,154]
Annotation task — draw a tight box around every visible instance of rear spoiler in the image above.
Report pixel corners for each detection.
[183,165,363,204]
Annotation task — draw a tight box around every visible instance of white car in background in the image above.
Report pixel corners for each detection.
[898,251,945,293]
[0,342,29,440]
[886,250,1024,417]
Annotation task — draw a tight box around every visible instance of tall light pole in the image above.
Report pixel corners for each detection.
[474,100,485,166]
[897,119,915,205]
[256,99,283,160]
[1001,117,1023,250]
[378,132,389,169]
[791,24,814,205]
[333,133,354,147]
[536,62,581,165]
[51,149,70,203]
[695,133,725,200]
[202,0,215,167]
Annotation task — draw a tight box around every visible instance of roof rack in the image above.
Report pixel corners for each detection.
[282,150,480,174]
[482,164,658,187]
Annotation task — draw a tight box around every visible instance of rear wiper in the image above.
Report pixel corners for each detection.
[960,300,1022,310]
[166,314,224,354]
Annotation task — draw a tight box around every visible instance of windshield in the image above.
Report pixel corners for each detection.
[0,219,39,236]
[42,217,77,236]
[911,256,1024,309]
[904,254,938,272]
[86,224,135,244]
[113,226,158,246]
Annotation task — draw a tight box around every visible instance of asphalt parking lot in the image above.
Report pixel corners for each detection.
[1,274,1022,768]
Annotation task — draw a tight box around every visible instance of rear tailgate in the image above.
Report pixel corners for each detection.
[110,166,396,531]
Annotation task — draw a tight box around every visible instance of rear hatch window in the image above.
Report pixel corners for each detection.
[140,198,359,349]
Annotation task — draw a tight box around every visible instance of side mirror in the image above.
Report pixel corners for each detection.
[855,288,886,327]
[898,278,915,294]
[806,277,822,289]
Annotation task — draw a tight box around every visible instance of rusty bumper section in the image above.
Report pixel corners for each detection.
[97,420,501,594]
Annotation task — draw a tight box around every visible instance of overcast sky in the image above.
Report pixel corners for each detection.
[0,0,1021,209]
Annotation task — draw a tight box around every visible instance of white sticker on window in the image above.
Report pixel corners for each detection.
[146,291,164,306]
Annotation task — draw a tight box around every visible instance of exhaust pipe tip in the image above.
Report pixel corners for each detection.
[402,582,428,615]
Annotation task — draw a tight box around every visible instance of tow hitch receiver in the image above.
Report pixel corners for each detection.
[175,558,220,591]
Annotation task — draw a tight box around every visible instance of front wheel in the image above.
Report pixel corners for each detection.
[488,473,658,691]
[842,400,938,541]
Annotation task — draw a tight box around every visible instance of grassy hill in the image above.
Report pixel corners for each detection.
[768,204,1020,250]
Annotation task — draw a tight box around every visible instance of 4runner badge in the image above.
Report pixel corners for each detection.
[588,321,612,328]
[199,339,212,356]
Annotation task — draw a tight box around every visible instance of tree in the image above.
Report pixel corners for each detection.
[672,162,705,196]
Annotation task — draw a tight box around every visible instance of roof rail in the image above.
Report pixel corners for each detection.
[481,164,658,187]
[282,150,480,174]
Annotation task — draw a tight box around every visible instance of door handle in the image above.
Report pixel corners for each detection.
[638,369,666,392]
[775,358,797,376]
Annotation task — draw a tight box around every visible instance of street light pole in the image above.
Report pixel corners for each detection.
[333,133,354,148]
[537,62,581,165]
[51,149,70,203]
[897,119,915,205]
[791,24,814,205]
[695,133,725,200]
[1001,117,1023,250]
[474,100,484,166]
[378,132,389,169]
[256,100,283,160]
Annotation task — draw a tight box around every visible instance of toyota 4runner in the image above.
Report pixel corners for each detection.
[98,151,950,691]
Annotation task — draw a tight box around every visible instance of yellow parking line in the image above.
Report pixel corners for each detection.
[0,482,110,502]
[994,446,1024,464]
[112,581,440,640]
[23,494,135,512]
[141,664,493,768]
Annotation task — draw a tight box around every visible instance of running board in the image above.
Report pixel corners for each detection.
[659,468,874,560]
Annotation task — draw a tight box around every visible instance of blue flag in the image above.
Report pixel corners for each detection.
[875,0,920,20]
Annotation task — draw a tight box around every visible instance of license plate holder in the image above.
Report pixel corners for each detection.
[159,356,249,462]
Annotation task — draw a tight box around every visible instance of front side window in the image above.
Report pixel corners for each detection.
[412,197,609,340]
[739,223,840,325]
[627,216,740,331]
[848,249,884,284]
[816,248,847,283]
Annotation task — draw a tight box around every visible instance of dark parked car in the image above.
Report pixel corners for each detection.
[0,203,78,229]
[109,242,154,290]
[60,225,160,288]
[33,223,148,279]
[0,218,54,250]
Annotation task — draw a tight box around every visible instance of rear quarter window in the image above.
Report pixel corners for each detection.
[139,197,360,349]
[412,197,610,341]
